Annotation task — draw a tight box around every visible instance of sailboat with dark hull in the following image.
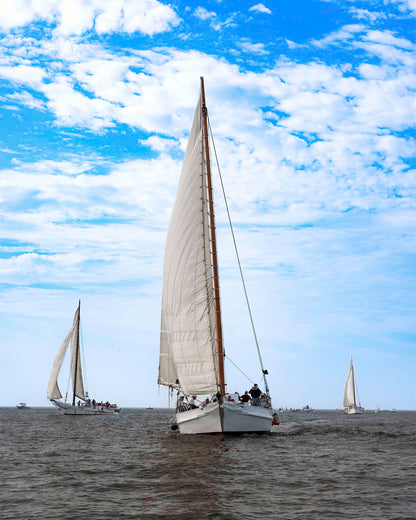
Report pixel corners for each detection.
[158,78,276,434]
[47,301,120,415]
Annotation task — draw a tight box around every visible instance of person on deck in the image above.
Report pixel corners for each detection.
[249,384,262,406]
[189,396,198,409]
[178,396,189,412]
[239,391,251,404]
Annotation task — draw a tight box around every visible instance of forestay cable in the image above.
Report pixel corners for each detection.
[208,116,270,394]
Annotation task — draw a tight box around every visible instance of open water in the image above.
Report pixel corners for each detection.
[0,408,415,520]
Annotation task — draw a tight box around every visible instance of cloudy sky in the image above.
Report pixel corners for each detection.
[0,0,415,409]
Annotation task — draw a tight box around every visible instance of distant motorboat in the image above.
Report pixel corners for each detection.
[16,402,30,409]
[47,300,120,415]
[343,357,364,414]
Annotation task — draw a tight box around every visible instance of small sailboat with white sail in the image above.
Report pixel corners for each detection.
[47,301,120,415]
[343,356,364,414]
[158,78,277,434]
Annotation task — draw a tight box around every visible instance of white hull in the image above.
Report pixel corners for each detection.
[345,406,364,415]
[51,399,120,415]
[175,401,274,434]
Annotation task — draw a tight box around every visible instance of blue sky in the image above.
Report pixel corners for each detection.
[0,0,415,409]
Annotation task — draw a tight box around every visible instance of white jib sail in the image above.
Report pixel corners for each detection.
[47,305,85,400]
[343,358,356,408]
[159,95,218,396]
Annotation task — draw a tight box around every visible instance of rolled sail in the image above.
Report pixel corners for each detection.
[159,95,218,396]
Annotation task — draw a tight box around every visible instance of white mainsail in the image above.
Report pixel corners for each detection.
[47,304,85,401]
[159,95,219,396]
[343,358,356,408]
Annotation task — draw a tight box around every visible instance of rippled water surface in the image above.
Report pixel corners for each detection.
[1,408,415,519]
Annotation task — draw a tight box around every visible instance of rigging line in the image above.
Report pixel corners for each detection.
[79,322,88,396]
[225,355,254,385]
[356,386,361,407]
[354,370,362,407]
[207,116,268,390]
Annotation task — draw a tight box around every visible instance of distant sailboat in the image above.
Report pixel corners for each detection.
[47,301,120,415]
[158,78,277,434]
[343,357,364,414]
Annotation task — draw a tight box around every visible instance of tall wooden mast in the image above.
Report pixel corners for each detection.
[200,77,226,396]
[72,300,81,405]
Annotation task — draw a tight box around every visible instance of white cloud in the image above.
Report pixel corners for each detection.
[0,64,46,87]
[311,24,365,48]
[140,136,179,153]
[0,152,181,289]
[2,28,416,175]
[239,39,269,55]
[249,3,272,14]
[0,0,180,36]
[364,29,414,50]
[3,91,46,110]
[390,0,416,14]
[349,7,386,23]
[194,6,217,21]
[41,75,117,130]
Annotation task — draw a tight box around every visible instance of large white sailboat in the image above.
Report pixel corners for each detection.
[158,78,277,434]
[47,301,120,415]
[343,357,364,414]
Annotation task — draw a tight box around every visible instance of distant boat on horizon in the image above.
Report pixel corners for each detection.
[16,402,30,409]
[47,300,120,415]
[343,356,364,414]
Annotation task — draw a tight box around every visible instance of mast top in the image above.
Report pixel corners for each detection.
[200,77,207,109]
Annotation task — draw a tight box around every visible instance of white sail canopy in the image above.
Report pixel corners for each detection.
[47,304,85,400]
[343,358,356,408]
[159,95,219,396]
